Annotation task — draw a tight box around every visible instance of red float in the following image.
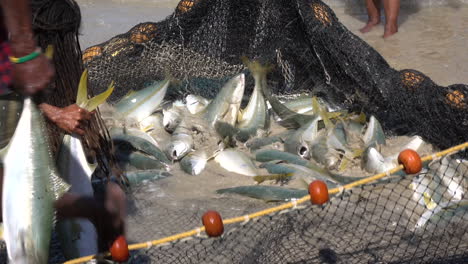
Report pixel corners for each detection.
[308,180,329,205]
[110,235,130,262]
[398,149,422,174]
[202,210,224,237]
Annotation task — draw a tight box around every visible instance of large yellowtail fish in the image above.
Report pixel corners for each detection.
[114,78,170,122]
[1,97,70,264]
[235,59,270,142]
[56,70,114,259]
[201,74,245,127]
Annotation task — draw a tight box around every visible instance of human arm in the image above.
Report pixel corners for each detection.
[39,103,94,136]
[0,0,54,95]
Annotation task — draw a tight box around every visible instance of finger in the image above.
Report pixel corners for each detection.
[74,127,85,136]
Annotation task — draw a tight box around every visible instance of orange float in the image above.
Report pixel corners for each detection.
[202,210,224,237]
[398,149,422,174]
[110,235,130,262]
[308,180,329,205]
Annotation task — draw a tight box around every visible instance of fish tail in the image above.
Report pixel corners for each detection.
[339,149,364,172]
[76,69,115,111]
[241,57,274,77]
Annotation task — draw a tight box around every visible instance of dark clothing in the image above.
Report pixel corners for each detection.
[0,11,12,95]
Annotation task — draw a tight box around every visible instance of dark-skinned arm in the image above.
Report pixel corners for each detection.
[0,0,54,96]
[39,103,95,136]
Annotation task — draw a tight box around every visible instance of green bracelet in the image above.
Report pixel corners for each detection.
[9,47,42,64]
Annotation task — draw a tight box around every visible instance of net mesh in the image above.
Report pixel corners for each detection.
[73,0,468,263]
[57,146,468,264]
[2,0,468,263]
[83,0,468,151]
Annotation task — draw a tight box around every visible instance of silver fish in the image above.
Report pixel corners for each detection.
[186,94,210,115]
[165,119,194,161]
[162,100,185,132]
[110,130,170,164]
[114,79,169,122]
[1,98,70,264]
[56,69,114,260]
[214,149,258,176]
[123,170,172,186]
[415,200,468,230]
[56,134,98,259]
[115,150,169,171]
[363,115,386,148]
[139,113,172,149]
[217,185,308,202]
[180,150,208,176]
[236,61,269,142]
[284,116,321,159]
[361,147,398,174]
[201,74,245,127]
[310,135,341,170]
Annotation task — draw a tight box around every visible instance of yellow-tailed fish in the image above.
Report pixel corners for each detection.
[1,98,70,264]
[235,59,269,142]
[201,74,245,127]
[214,148,258,176]
[56,70,114,259]
[114,78,170,122]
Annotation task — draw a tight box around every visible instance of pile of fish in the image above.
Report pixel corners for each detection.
[100,59,467,231]
[103,60,423,182]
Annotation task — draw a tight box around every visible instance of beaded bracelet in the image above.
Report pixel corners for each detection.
[9,47,42,64]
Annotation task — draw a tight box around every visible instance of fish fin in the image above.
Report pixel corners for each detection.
[423,192,438,210]
[253,173,294,184]
[83,81,114,112]
[141,124,154,133]
[50,171,71,201]
[76,69,115,111]
[241,57,274,76]
[339,148,364,172]
[76,69,89,107]
[312,96,333,129]
[354,112,367,124]
[123,89,136,99]
[44,45,54,59]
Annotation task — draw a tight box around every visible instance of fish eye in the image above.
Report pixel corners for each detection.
[299,146,308,157]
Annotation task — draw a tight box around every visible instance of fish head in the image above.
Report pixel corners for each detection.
[167,140,191,161]
[163,109,182,132]
[296,142,310,159]
[229,74,246,104]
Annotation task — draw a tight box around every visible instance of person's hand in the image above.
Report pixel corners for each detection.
[12,53,55,96]
[40,103,94,135]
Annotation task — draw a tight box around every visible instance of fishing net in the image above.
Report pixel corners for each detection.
[83,0,468,151]
[30,0,117,178]
[52,145,467,264]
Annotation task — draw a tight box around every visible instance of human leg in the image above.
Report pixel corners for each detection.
[383,0,400,38]
[54,181,126,251]
[360,0,381,33]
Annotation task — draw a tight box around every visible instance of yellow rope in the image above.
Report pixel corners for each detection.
[64,141,468,264]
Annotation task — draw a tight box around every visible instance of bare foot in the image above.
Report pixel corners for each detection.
[383,24,398,38]
[360,20,380,33]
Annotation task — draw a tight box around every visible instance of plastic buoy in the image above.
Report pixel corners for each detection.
[398,149,422,174]
[110,235,130,262]
[309,180,329,205]
[202,210,224,237]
